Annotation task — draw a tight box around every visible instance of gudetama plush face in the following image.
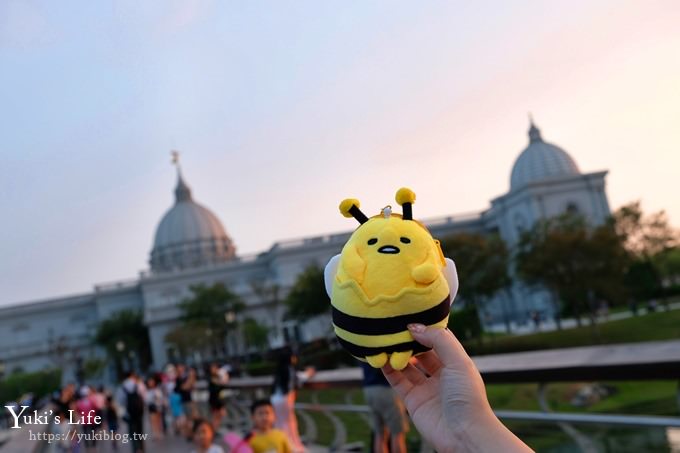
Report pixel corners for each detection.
[325,188,458,371]
[337,214,446,301]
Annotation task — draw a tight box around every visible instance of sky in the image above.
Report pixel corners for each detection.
[2,0,679,306]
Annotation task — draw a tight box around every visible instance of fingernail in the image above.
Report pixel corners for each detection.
[407,323,426,333]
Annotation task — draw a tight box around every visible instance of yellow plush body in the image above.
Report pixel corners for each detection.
[325,188,458,370]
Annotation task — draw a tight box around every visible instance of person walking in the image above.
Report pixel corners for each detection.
[51,383,76,453]
[208,362,229,433]
[191,418,225,453]
[270,348,314,453]
[248,399,291,453]
[360,362,409,453]
[118,371,146,453]
[104,394,120,452]
[175,363,197,439]
[145,376,164,440]
[75,386,98,451]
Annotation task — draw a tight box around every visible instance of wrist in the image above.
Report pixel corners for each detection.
[449,410,518,453]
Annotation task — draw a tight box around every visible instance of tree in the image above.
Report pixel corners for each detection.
[0,369,61,404]
[250,280,283,344]
[654,247,680,290]
[613,202,678,258]
[516,214,629,327]
[94,309,151,377]
[176,283,245,359]
[614,202,679,303]
[164,323,214,360]
[82,358,107,381]
[624,259,660,302]
[440,233,512,332]
[285,265,331,321]
[242,317,270,353]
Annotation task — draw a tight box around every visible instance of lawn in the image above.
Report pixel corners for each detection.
[463,306,680,356]
[486,380,679,451]
[487,381,679,416]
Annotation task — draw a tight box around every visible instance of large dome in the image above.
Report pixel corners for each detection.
[510,121,580,191]
[150,171,236,272]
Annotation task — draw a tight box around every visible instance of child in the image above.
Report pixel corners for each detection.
[169,390,185,436]
[192,418,224,453]
[248,400,292,453]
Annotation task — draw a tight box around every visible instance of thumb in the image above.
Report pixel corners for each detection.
[408,324,473,369]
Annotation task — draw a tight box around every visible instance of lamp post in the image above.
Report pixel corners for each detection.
[224,311,237,357]
[205,328,213,361]
[115,341,127,373]
[129,350,137,373]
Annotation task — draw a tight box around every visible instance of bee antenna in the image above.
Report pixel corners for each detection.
[395,187,416,220]
[339,199,369,224]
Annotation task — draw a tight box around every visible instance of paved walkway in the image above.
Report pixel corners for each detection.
[0,409,336,453]
[0,426,196,453]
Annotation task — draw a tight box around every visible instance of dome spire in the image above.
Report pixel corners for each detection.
[511,118,580,190]
[528,114,543,143]
[171,150,192,203]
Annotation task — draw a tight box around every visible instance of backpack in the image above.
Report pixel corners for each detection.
[125,386,145,418]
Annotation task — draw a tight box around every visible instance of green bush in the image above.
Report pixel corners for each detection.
[0,368,61,403]
[243,361,276,376]
[448,305,483,341]
[662,284,680,298]
[299,348,355,370]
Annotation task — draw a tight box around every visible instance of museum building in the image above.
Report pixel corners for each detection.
[0,121,610,380]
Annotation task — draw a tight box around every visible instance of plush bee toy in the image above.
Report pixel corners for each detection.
[324,188,458,370]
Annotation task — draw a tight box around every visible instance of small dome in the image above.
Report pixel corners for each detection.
[150,171,236,272]
[510,121,580,190]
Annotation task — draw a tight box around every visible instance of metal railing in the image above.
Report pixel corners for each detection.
[224,341,680,451]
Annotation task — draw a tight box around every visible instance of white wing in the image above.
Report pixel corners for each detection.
[443,258,459,302]
[324,254,341,298]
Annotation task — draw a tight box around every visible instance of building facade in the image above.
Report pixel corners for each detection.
[0,121,610,380]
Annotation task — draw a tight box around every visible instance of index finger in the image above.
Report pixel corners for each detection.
[408,324,474,369]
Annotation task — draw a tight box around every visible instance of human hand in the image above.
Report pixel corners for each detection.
[382,324,532,453]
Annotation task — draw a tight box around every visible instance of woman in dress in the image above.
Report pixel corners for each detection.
[208,362,229,432]
[270,348,314,453]
[145,377,165,440]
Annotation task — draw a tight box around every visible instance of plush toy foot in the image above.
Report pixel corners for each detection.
[366,353,388,368]
[389,351,413,370]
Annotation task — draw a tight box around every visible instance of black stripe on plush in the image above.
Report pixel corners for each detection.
[335,336,430,358]
[332,295,450,335]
